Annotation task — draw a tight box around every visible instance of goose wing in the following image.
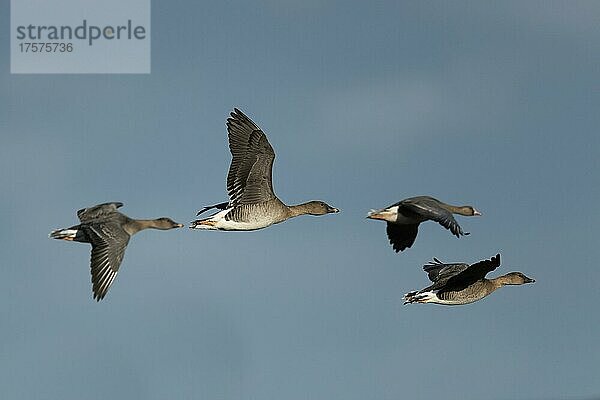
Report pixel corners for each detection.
[400,197,464,237]
[83,221,130,301]
[441,254,501,292]
[226,109,276,206]
[196,201,230,216]
[423,258,470,283]
[77,202,123,223]
[386,223,419,252]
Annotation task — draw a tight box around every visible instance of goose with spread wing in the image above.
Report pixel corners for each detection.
[403,253,534,306]
[367,196,481,252]
[49,202,183,301]
[190,109,339,231]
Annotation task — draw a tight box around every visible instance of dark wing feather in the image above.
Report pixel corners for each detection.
[196,201,230,216]
[226,109,276,206]
[400,197,464,237]
[442,254,501,292]
[423,258,470,283]
[237,132,276,204]
[386,223,419,252]
[77,202,123,223]
[83,222,130,301]
[226,109,259,201]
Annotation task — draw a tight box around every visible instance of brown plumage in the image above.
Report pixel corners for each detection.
[403,254,535,306]
[190,109,339,231]
[49,202,182,301]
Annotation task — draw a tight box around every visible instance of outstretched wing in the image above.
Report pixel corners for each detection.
[226,109,276,206]
[423,258,470,282]
[400,197,464,237]
[83,222,130,301]
[77,202,123,223]
[386,223,419,252]
[442,253,501,292]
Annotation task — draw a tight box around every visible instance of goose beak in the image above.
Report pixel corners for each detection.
[473,209,482,216]
[524,277,535,283]
[175,223,184,228]
[329,207,340,213]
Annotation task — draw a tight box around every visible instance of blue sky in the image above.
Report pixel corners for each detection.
[1,1,599,399]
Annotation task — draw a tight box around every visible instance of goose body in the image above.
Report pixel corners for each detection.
[190,109,339,230]
[49,202,183,301]
[192,200,292,231]
[367,196,481,252]
[403,254,535,306]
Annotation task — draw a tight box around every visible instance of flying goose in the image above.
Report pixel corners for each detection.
[190,109,339,231]
[49,202,183,301]
[403,253,534,306]
[367,196,481,252]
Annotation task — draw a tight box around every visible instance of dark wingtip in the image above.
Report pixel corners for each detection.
[490,253,501,267]
[231,107,245,119]
[392,243,409,253]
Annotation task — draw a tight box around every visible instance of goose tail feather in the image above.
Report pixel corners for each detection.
[49,228,79,241]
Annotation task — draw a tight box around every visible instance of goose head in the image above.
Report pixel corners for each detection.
[455,205,482,216]
[300,201,340,216]
[499,272,535,285]
[152,217,184,230]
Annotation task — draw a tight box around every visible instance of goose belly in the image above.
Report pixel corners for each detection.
[214,218,274,231]
[433,296,480,306]
[211,207,279,231]
[434,288,491,305]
